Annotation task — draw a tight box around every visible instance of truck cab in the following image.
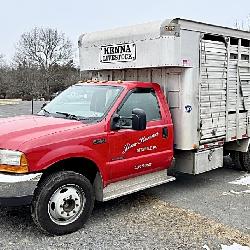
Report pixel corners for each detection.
[0,80,174,235]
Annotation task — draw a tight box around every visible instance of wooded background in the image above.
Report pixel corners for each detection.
[0,27,79,100]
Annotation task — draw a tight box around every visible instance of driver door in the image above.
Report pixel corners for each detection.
[108,88,173,182]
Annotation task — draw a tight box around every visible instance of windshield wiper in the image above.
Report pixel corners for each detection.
[55,112,99,122]
[55,112,81,121]
[41,108,51,116]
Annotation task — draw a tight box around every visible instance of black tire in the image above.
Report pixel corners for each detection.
[240,151,250,172]
[230,151,243,170]
[31,171,94,235]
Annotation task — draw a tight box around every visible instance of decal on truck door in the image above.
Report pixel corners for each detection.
[134,162,152,170]
[137,146,157,153]
[122,132,159,154]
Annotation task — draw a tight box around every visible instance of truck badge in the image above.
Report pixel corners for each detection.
[93,138,106,145]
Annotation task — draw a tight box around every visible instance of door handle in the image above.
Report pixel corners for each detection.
[162,127,168,138]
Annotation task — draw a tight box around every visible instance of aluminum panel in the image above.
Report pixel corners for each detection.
[197,147,224,173]
[174,147,223,174]
[80,36,182,71]
[239,65,250,112]
[200,38,227,143]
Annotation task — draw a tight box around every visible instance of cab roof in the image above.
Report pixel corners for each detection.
[75,80,160,90]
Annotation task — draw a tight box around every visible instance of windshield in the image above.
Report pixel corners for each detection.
[38,84,123,121]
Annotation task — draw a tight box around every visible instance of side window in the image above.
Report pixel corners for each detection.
[117,89,161,127]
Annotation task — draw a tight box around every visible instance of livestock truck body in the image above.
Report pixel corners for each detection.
[79,18,250,174]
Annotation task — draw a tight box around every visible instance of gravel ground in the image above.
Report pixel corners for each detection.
[0,191,249,250]
[0,102,249,249]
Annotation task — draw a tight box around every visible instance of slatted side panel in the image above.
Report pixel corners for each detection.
[228,53,238,111]
[239,61,250,137]
[239,64,250,110]
[227,40,250,141]
[200,39,227,142]
[228,45,245,111]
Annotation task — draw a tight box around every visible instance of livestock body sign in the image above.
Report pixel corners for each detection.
[100,43,136,63]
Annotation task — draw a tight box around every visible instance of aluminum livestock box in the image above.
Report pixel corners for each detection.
[78,18,250,174]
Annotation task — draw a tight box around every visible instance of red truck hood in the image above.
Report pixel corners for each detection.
[0,115,84,150]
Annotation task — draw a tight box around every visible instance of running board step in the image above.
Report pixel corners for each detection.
[103,169,175,201]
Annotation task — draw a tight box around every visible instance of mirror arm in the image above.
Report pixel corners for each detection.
[120,116,132,120]
[112,123,121,130]
[111,114,121,130]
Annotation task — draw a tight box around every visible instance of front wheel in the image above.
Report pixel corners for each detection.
[31,171,94,235]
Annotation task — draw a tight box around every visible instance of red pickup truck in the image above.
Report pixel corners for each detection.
[0,81,175,235]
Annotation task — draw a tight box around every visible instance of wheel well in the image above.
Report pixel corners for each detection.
[39,157,99,185]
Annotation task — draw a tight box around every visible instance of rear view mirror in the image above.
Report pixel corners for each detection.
[132,108,146,130]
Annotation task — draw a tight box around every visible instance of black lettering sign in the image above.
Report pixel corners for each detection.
[125,45,131,53]
[104,47,109,55]
[100,43,136,63]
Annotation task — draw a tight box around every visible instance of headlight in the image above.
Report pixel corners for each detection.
[0,150,29,173]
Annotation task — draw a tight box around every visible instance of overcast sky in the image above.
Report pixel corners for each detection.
[1,0,250,62]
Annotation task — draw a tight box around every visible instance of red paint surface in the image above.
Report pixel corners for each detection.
[0,81,174,186]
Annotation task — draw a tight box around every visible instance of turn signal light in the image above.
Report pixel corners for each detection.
[0,154,29,173]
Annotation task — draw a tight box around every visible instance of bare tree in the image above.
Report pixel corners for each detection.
[235,14,250,31]
[247,14,250,31]
[15,27,73,70]
[0,55,9,98]
[14,28,77,99]
[0,54,5,68]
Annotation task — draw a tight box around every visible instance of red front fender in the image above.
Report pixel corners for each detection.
[27,145,108,183]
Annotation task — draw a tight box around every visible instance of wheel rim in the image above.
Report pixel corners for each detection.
[48,184,86,226]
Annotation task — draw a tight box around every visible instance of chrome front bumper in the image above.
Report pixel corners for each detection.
[0,173,42,206]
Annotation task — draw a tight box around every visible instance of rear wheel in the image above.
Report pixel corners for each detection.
[240,150,250,172]
[31,171,94,235]
[230,151,243,170]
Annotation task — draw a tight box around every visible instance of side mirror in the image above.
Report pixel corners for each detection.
[132,108,146,130]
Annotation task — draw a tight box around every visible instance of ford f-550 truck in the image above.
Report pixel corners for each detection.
[0,81,175,235]
[0,18,250,235]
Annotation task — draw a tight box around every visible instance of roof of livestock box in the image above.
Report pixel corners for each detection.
[79,18,250,71]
